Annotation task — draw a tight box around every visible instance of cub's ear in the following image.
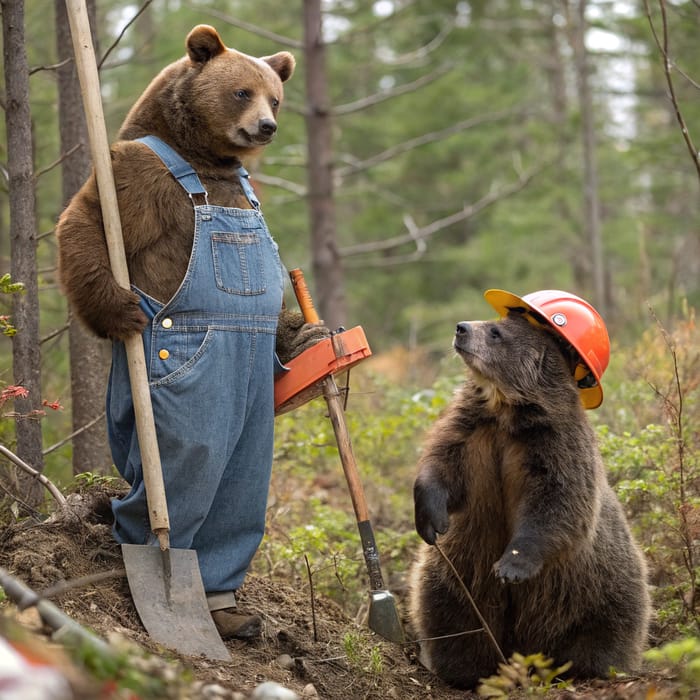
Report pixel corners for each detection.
[186,25,227,64]
[263,51,296,82]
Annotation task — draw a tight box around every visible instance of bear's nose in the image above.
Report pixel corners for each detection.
[455,322,471,336]
[259,118,277,136]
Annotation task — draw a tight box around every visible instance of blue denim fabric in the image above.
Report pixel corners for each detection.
[108,137,285,592]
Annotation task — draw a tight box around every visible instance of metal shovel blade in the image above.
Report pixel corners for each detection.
[368,589,405,644]
[357,521,405,644]
[121,544,230,660]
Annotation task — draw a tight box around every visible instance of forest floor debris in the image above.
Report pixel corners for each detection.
[0,485,689,699]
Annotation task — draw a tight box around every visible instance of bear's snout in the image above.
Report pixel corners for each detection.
[258,118,277,136]
[454,321,473,355]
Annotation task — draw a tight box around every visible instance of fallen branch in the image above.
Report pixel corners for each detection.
[0,567,113,657]
[39,569,126,601]
[304,554,318,643]
[0,443,66,505]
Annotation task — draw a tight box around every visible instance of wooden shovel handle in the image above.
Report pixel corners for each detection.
[65,0,169,546]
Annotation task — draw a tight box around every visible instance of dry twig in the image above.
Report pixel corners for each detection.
[0,444,66,505]
[434,541,507,664]
[643,0,700,182]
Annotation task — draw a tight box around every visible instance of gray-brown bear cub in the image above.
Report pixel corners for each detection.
[408,303,650,689]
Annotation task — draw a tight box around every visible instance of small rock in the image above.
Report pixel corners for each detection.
[251,681,299,700]
[301,683,318,698]
[275,653,295,670]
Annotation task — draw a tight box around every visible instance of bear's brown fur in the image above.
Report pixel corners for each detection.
[408,311,650,689]
[56,25,296,342]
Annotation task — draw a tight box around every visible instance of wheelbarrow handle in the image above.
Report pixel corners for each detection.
[289,268,321,324]
[288,270,403,642]
[289,269,380,578]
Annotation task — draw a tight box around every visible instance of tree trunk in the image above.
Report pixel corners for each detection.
[55,0,112,475]
[544,2,583,284]
[570,0,607,316]
[2,0,44,506]
[303,0,346,328]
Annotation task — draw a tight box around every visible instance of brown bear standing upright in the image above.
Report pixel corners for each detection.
[55,25,328,639]
[408,289,650,689]
[57,24,303,346]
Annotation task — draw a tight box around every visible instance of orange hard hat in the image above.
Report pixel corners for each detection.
[484,289,610,409]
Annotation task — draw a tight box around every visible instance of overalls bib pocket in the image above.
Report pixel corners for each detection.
[211,230,266,296]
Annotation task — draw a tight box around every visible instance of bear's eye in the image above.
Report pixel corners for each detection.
[235,89,250,100]
[489,326,503,341]
[271,98,280,108]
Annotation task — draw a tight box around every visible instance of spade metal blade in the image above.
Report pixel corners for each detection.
[121,544,230,661]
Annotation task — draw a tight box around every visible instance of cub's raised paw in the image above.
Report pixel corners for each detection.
[493,548,542,584]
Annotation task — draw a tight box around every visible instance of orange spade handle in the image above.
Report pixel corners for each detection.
[289,269,321,324]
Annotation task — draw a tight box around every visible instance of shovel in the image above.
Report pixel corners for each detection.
[289,270,405,643]
[65,0,229,661]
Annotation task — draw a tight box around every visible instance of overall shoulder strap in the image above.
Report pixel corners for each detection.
[136,136,207,200]
[236,166,261,211]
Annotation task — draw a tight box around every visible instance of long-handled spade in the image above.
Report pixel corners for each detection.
[289,270,405,644]
[65,0,229,661]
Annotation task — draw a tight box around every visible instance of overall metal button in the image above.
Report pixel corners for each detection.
[158,349,170,360]
[162,318,173,329]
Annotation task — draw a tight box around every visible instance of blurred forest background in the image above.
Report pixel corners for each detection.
[1,0,700,688]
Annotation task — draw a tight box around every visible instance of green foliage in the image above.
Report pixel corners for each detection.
[5,6,700,684]
[0,273,25,296]
[0,273,25,337]
[597,315,700,638]
[342,631,384,676]
[73,472,122,490]
[476,652,572,698]
[258,367,451,607]
[645,637,700,688]
[68,633,193,697]
[261,306,700,646]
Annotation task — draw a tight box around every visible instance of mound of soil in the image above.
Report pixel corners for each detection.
[0,485,683,699]
[0,485,461,699]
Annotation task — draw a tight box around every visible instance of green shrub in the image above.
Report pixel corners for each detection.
[476,652,572,697]
[645,637,700,688]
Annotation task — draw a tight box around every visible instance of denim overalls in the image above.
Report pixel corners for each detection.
[108,135,285,594]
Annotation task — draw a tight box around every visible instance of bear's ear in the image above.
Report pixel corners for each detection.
[262,52,296,83]
[186,25,227,64]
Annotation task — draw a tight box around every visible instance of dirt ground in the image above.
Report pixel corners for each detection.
[0,486,690,699]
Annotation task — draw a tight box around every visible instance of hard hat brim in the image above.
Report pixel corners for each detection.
[483,288,604,410]
[483,289,533,319]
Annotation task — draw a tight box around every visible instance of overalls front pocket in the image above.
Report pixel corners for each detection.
[148,323,214,386]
